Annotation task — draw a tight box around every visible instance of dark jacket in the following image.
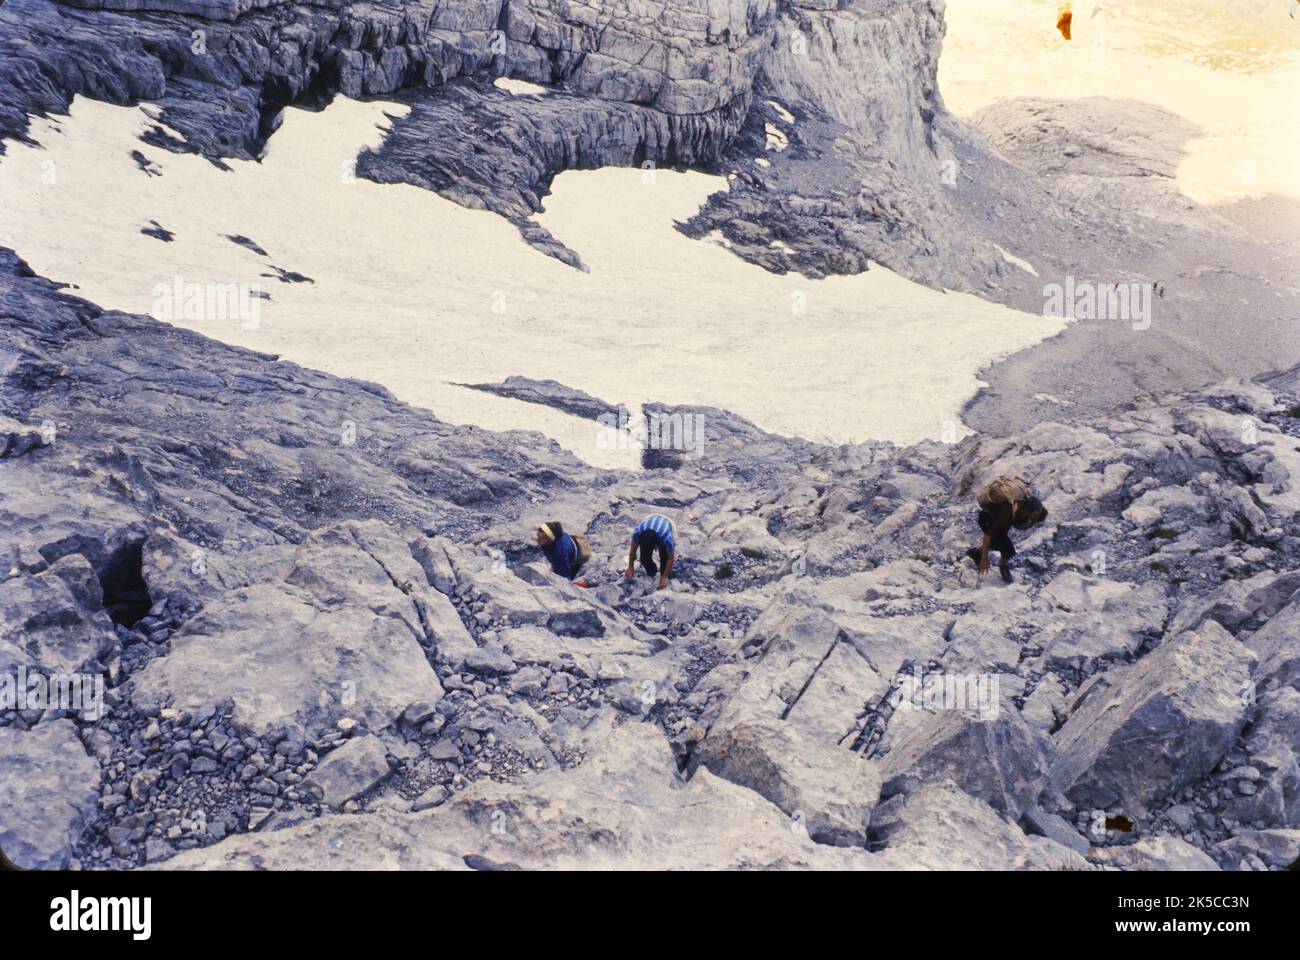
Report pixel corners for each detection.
[542,534,579,580]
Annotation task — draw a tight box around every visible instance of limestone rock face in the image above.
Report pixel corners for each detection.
[0,554,115,675]
[0,720,100,869]
[696,718,881,847]
[868,780,1090,871]
[132,522,446,738]
[59,0,304,19]
[1090,836,1221,872]
[0,0,992,281]
[304,734,392,808]
[1213,830,1300,871]
[1050,621,1256,814]
[160,722,896,870]
[1249,596,1300,694]
[879,709,1055,822]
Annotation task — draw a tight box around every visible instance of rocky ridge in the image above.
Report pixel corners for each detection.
[3,243,1300,870]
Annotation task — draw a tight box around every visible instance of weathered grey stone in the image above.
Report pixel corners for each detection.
[131,522,445,737]
[1091,836,1221,871]
[869,780,1091,871]
[0,720,100,869]
[304,735,392,809]
[880,708,1055,821]
[411,785,449,812]
[159,723,895,869]
[1019,806,1091,857]
[133,582,442,737]
[464,645,517,676]
[0,413,48,458]
[1050,621,1256,814]
[698,719,881,846]
[1168,571,1300,638]
[1212,830,1300,871]
[1249,597,1300,693]
[0,554,114,675]
[1225,687,1300,829]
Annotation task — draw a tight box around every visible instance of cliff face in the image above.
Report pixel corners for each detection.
[4,0,1295,315]
[766,0,944,165]
[1,0,970,276]
[0,0,787,156]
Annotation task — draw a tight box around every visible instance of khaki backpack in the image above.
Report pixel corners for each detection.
[977,476,1032,510]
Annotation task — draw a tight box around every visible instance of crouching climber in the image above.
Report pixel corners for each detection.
[536,522,591,585]
[965,476,1048,583]
[624,513,677,590]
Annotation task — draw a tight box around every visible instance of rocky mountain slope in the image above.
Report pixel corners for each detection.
[3,0,1296,436]
[4,245,1300,870]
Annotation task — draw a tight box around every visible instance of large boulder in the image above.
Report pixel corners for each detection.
[1212,830,1300,871]
[868,780,1091,871]
[697,719,881,846]
[0,554,113,674]
[879,708,1055,821]
[1168,571,1300,638]
[133,582,442,737]
[1039,579,1170,667]
[133,521,444,737]
[140,529,296,614]
[1249,596,1300,693]
[303,735,392,809]
[475,572,606,638]
[0,720,100,869]
[1223,687,1300,829]
[1050,621,1256,813]
[715,606,888,743]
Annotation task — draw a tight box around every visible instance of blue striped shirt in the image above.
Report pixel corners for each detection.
[632,515,677,552]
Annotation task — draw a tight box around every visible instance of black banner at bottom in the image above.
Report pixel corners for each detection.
[0,868,1284,946]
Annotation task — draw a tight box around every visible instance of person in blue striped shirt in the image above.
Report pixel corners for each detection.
[625,514,677,590]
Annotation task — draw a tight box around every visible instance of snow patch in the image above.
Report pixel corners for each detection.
[768,100,796,124]
[0,96,1069,464]
[995,244,1039,276]
[493,77,551,97]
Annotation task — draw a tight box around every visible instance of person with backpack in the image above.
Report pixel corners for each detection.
[965,476,1048,583]
[536,522,591,584]
[624,513,677,590]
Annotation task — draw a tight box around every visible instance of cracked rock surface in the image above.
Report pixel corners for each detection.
[4,242,1300,869]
